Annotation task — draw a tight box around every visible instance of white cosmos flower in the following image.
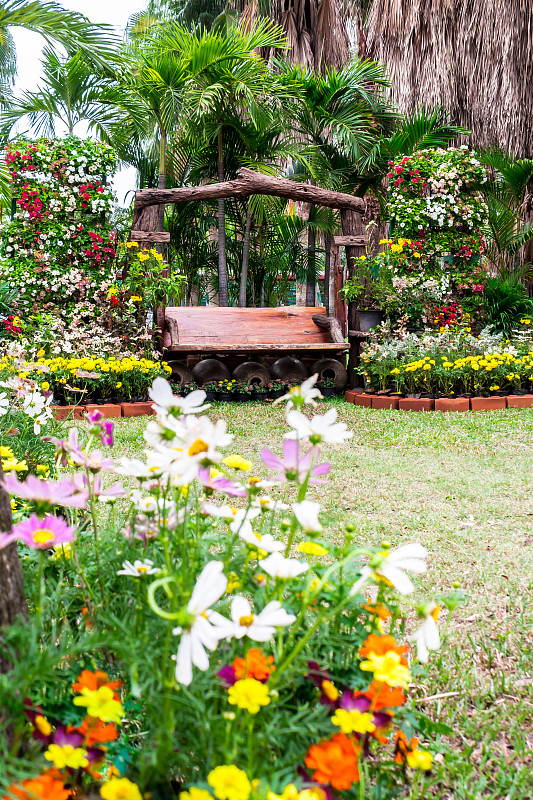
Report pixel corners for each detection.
[149,377,210,417]
[239,527,285,553]
[350,543,428,597]
[273,374,323,409]
[251,495,290,512]
[209,596,295,641]
[115,457,154,481]
[200,500,237,519]
[117,559,161,577]
[285,408,353,445]
[22,391,46,418]
[259,551,309,579]
[0,393,9,416]
[292,500,322,532]
[172,561,229,685]
[411,603,441,663]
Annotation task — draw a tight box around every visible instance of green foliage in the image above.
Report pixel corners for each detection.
[483,276,533,337]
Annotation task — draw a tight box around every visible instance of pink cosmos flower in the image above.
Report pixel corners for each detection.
[198,468,246,497]
[0,514,75,549]
[261,440,330,484]
[86,410,114,447]
[1,473,88,508]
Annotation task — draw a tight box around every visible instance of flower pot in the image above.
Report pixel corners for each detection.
[352,394,373,408]
[271,389,285,399]
[218,392,232,402]
[356,309,383,332]
[321,387,336,398]
[205,391,216,401]
[85,403,122,418]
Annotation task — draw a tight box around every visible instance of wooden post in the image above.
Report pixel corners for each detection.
[339,210,367,388]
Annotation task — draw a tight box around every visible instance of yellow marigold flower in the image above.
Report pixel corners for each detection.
[423,364,431,371]
[331,708,376,735]
[208,766,252,800]
[413,252,421,258]
[49,543,72,561]
[0,446,14,458]
[406,749,433,770]
[180,790,213,800]
[359,650,411,689]
[125,241,139,248]
[267,785,299,800]
[101,778,143,800]
[73,686,123,723]
[36,464,49,476]
[390,368,401,375]
[116,383,122,389]
[44,743,88,769]
[223,454,252,471]
[41,382,50,391]
[34,714,52,736]
[390,244,403,253]
[227,678,271,714]
[2,458,28,473]
[297,541,328,556]
[130,296,143,302]
[37,349,45,357]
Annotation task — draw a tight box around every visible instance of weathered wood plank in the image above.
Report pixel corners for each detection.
[130,230,171,242]
[135,168,365,213]
[311,314,346,343]
[334,235,369,247]
[163,342,350,351]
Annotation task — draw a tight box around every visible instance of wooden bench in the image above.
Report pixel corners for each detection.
[163,306,349,354]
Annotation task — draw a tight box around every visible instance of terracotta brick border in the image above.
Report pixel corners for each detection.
[51,401,156,420]
[344,393,533,412]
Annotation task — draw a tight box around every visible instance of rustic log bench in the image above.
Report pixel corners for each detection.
[162,306,349,388]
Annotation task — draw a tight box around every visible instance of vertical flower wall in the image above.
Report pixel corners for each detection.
[0,137,118,335]
[376,147,489,329]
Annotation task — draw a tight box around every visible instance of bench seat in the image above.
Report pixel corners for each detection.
[163,306,349,352]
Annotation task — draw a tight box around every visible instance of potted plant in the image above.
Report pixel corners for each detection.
[318,376,336,398]
[340,258,383,332]
[252,384,268,401]
[216,379,233,402]
[268,380,286,400]
[203,381,218,401]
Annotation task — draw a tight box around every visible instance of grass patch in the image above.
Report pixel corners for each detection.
[110,400,533,799]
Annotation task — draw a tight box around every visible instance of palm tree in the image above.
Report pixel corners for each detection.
[0,48,130,139]
[365,0,533,157]
[0,0,119,102]
[151,18,292,305]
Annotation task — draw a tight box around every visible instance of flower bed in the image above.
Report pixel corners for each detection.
[359,326,533,396]
[0,376,458,797]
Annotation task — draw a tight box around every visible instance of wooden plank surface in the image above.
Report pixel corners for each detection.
[334,235,368,247]
[164,306,332,345]
[130,230,171,242]
[163,342,349,351]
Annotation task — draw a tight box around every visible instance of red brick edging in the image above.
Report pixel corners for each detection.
[344,391,533,412]
[51,402,156,420]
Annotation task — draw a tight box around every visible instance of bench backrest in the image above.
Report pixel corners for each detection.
[164,306,330,347]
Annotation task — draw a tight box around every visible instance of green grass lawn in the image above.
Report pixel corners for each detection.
[111,401,533,800]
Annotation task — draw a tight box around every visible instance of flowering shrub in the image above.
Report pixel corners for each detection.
[360,323,533,394]
[0,137,117,330]
[0,376,457,798]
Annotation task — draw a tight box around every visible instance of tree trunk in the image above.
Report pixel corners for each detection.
[217,128,228,307]
[239,202,253,307]
[306,210,316,306]
[154,129,168,348]
[324,233,332,316]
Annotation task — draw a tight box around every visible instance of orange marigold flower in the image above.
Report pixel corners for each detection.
[75,716,119,745]
[394,729,417,763]
[72,669,121,695]
[3,773,71,800]
[355,680,406,711]
[305,733,360,790]
[359,634,408,663]
[232,649,275,682]
[362,601,391,621]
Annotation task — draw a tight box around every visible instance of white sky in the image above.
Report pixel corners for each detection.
[11,0,147,205]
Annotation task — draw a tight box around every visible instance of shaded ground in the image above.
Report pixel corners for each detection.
[112,401,533,799]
